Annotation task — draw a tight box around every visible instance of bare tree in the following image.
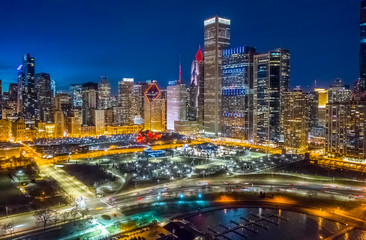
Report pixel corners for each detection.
[52,210,60,225]
[1,221,15,237]
[79,208,89,218]
[70,207,79,221]
[60,211,69,223]
[34,208,54,229]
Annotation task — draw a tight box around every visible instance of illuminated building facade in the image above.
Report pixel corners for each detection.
[203,16,231,136]
[326,99,366,159]
[221,46,256,139]
[66,109,81,137]
[70,84,83,109]
[82,82,98,125]
[133,82,149,121]
[54,93,71,116]
[253,49,290,146]
[81,125,96,137]
[106,125,143,135]
[91,109,105,135]
[104,109,113,126]
[188,46,204,125]
[167,83,187,131]
[144,83,166,131]
[360,0,366,90]
[17,54,39,122]
[54,110,65,138]
[282,88,308,151]
[12,118,26,142]
[174,120,199,135]
[37,122,55,139]
[98,76,111,110]
[36,73,53,122]
[328,78,352,104]
[0,119,11,141]
[307,88,328,147]
[118,78,135,125]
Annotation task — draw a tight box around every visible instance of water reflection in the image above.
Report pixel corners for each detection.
[187,208,365,240]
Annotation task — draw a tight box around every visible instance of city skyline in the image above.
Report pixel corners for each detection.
[0,0,360,93]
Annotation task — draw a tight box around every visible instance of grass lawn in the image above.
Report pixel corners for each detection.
[106,224,119,234]
[0,173,25,204]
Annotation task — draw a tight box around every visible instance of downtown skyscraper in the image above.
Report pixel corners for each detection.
[188,46,204,124]
[98,76,111,110]
[360,0,366,90]
[35,73,53,122]
[17,53,39,122]
[253,49,290,146]
[203,16,230,136]
[70,84,83,109]
[117,78,135,125]
[221,46,256,140]
[82,82,98,125]
[167,83,187,131]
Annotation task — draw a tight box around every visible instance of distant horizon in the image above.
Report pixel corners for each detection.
[0,0,360,94]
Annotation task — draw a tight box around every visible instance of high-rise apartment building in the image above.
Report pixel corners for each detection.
[167,82,187,131]
[82,82,98,125]
[2,83,17,118]
[188,47,204,124]
[117,78,135,125]
[36,73,53,122]
[17,54,39,122]
[307,88,328,147]
[360,0,366,90]
[98,76,111,110]
[282,88,308,152]
[70,84,83,109]
[221,46,256,139]
[203,16,231,136]
[253,49,290,146]
[328,78,352,104]
[326,99,366,159]
[144,82,166,131]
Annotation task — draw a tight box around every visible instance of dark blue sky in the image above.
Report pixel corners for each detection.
[0,0,360,94]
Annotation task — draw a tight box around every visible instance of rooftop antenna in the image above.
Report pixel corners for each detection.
[178,54,182,84]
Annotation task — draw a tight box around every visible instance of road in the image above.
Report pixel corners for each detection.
[1,172,366,238]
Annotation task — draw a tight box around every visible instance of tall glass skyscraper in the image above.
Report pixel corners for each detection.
[253,49,290,146]
[17,53,39,122]
[221,46,256,140]
[203,16,230,136]
[98,76,111,110]
[167,82,187,131]
[360,0,366,90]
[35,73,53,122]
[70,84,83,109]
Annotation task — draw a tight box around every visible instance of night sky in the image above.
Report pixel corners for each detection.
[0,0,360,94]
